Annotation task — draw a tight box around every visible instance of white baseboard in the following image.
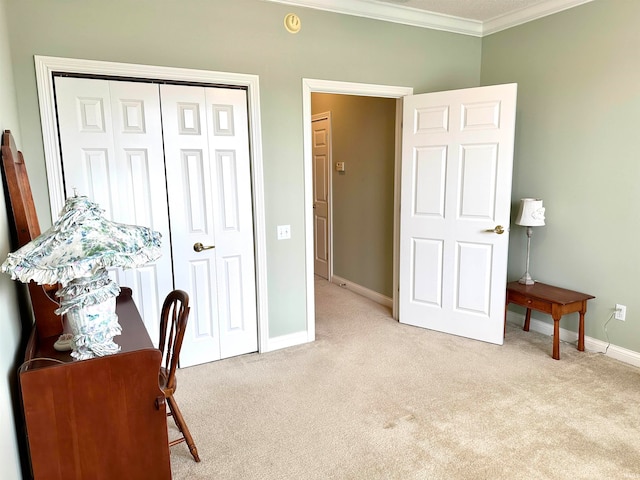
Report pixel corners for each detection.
[265,331,311,353]
[506,311,640,368]
[266,305,640,368]
[331,275,393,308]
[265,276,391,353]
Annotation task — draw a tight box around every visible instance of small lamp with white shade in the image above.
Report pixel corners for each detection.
[514,198,545,285]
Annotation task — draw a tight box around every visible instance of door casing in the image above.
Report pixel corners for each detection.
[35,55,270,354]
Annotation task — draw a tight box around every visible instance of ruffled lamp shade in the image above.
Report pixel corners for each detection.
[1,195,161,360]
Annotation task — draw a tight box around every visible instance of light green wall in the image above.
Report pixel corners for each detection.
[5,0,481,338]
[311,94,396,297]
[0,0,27,476]
[481,0,640,351]
[3,0,639,475]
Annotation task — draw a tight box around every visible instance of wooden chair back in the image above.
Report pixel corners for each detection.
[157,288,200,462]
[158,289,190,392]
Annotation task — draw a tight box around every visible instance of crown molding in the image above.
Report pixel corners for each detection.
[264,0,593,37]
[264,0,483,37]
[483,0,594,35]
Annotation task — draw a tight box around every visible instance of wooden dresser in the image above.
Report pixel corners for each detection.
[19,288,172,480]
[2,131,171,478]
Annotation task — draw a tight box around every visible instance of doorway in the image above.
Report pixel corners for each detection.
[303,79,414,341]
[306,82,517,347]
[311,93,397,304]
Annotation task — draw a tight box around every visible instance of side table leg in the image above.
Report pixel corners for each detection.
[578,303,586,352]
[552,315,561,360]
[523,309,532,332]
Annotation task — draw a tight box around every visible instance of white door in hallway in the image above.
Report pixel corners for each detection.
[312,113,331,280]
[161,84,258,366]
[55,77,173,345]
[399,84,517,345]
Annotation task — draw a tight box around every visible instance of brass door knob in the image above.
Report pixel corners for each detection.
[484,225,505,234]
[193,242,215,252]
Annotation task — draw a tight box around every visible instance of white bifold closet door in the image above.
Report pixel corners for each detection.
[55,77,258,366]
[159,84,258,366]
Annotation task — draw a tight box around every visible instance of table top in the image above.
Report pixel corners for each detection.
[507,281,595,304]
[23,287,155,368]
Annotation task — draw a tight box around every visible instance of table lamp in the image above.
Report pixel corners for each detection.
[1,195,161,360]
[515,198,545,285]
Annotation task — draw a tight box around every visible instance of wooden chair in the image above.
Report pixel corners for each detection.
[158,289,201,462]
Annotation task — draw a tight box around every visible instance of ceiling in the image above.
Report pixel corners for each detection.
[265,0,593,36]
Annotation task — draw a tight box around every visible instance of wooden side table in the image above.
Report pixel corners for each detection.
[505,281,595,360]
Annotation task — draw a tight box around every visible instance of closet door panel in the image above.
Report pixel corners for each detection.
[161,84,222,365]
[205,87,258,360]
[55,77,173,345]
[161,84,258,366]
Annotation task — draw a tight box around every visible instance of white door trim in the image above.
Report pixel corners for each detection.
[302,79,413,340]
[34,55,270,355]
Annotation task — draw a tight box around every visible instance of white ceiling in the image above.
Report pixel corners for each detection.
[265,0,593,36]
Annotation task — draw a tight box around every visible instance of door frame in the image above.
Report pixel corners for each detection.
[311,111,333,281]
[302,79,413,338]
[34,55,270,354]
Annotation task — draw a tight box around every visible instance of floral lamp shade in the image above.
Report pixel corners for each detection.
[1,195,162,360]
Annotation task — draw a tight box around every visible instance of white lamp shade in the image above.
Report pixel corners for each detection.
[515,198,545,227]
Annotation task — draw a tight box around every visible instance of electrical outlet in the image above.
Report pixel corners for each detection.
[615,304,626,321]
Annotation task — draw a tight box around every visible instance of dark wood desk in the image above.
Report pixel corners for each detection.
[19,288,172,480]
[505,281,595,360]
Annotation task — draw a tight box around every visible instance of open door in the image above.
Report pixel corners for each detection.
[399,84,517,345]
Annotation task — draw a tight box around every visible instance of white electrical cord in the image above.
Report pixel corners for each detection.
[601,311,616,355]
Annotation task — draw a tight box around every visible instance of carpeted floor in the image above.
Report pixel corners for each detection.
[170,278,640,479]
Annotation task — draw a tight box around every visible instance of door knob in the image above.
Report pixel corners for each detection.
[484,225,505,235]
[193,242,215,252]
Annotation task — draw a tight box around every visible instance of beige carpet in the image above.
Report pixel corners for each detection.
[170,279,640,479]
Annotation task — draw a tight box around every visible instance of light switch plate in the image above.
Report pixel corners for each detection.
[277,225,291,240]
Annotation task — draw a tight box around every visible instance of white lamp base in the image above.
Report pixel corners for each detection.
[519,226,536,285]
[55,270,122,360]
[518,272,535,285]
[66,297,122,360]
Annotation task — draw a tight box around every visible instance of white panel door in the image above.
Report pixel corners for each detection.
[312,113,331,280]
[55,77,173,345]
[399,84,517,345]
[161,84,258,366]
